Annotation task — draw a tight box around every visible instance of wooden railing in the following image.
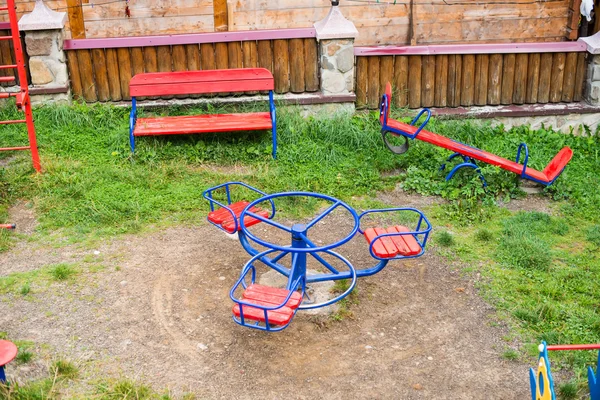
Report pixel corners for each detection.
[355,42,588,109]
[63,28,319,102]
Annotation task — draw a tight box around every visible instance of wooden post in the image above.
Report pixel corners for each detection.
[214,0,228,32]
[66,0,85,39]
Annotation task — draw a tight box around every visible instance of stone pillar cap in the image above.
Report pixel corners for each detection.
[314,6,358,41]
[19,0,67,31]
[579,31,600,54]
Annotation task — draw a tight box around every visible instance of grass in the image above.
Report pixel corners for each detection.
[49,263,77,281]
[435,231,455,247]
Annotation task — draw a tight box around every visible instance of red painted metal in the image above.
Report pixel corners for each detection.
[355,41,587,56]
[134,113,272,136]
[0,224,15,229]
[547,344,600,351]
[0,120,26,125]
[0,340,17,366]
[0,0,41,172]
[64,28,316,50]
[364,225,421,258]
[0,76,15,82]
[242,284,303,309]
[221,211,269,233]
[232,303,295,325]
[130,69,274,97]
[207,200,269,233]
[0,64,17,70]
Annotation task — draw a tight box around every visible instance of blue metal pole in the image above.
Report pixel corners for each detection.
[288,224,307,290]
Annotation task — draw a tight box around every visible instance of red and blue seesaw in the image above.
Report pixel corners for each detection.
[530,342,600,400]
[203,182,431,331]
[379,82,573,188]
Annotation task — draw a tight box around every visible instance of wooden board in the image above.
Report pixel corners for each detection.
[487,54,503,105]
[549,52,566,103]
[474,54,489,106]
[91,48,109,101]
[513,53,528,104]
[500,53,515,105]
[367,56,380,109]
[172,45,187,71]
[227,42,243,69]
[573,52,586,102]
[77,49,97,102]
[117,47,132,100]
[447,54,462,107]
[304,39,319,92]
[200,43,216,71]
[289,38,305,93]
[408,55,422,109]
[257,40,274,73]
[242,41,258,69]
[157,46,173,72]
[379,56,394,100]
[186,44,200,71]
[356,56,368,108]
[273,39,290,93]
[106,48,122,101]
[131,48,145,76]
[66,50,83,99]
[561,52,578,102]
[213,0,228,31]
[143,47,158,73]
[66,0,85,39]
[393,55,409,108]
[525,53,540,104]
[537,53,553,103]
[434,55,448,107]
[460,54,475,106]
[421,55,435,107]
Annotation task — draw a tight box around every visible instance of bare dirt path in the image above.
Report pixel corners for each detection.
[0,194,533,399]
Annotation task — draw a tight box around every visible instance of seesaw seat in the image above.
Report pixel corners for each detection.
[380,82,573,186]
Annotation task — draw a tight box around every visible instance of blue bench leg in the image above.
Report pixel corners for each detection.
[0,365,6,383]
[129,97,137,153]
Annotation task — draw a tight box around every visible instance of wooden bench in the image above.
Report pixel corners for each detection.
[129,68,277,158]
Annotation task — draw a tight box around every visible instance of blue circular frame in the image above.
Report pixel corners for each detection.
[239,192,359,253]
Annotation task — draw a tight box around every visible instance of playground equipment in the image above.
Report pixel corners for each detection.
[379,83,572,187]
[530,342,600,400]
[203,182,431,331]
[0,340,17,383]
[0,224,15,230]
[0,0,41,172]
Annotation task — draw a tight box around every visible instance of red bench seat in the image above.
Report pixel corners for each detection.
[364,225,422,258]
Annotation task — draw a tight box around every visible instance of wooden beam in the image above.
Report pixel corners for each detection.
[66,0,85,39]
[214,0,228,32]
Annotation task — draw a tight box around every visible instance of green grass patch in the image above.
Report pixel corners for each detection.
[435,231,455,247]
[49,263,77,281]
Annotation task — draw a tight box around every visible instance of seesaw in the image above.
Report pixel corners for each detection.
[203,182,432,331]
[530,342,600,400]
[379,82,573,187]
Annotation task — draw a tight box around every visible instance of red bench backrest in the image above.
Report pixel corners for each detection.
[130,68,274,97]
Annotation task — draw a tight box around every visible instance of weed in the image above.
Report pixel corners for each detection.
[49,264,77,281]
[436,231,455,247]
[16,350,33,364]
[558,381,579,400]
[19,283,30,295]
[474,228,494,242]
[502,348,519,361]
[96,379,153,399]
[51,359,78,380]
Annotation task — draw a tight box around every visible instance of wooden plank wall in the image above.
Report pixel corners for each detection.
[231,0,572,46]
[356,52,587,109]
[0,0,71,37]
[0,29,27,87]
[66,38,320,102]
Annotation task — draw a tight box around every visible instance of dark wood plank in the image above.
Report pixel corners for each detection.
[117,47,132,100]
[447,54,462,107]
[513,53,528,104]
[213,0,228,31]
[106,48,121,101]
[143,47,158,73]
[273,39,290,93]
[91,48,110,102]
[538,53,553,103]
[131,47,145,76]
[157,46,172,72]
[561,52,578,102]
[501,53,516,105]
[257,40,273,73]
[185,45,200,71]
[200,43,216,70]
[408,55,422,109]
[242,41,258,68]
[66,50,83,100]
[474,54,489,106]
[66,0,86,39]
[215,43,229,69]
[487,54,503,105]
[461,54,475,106]
[525,53,540,103]
[356,56,368,108]
[421,55,435,107]
[434,54,448,107]
[379,55,394,99]
[549,52,566,102]
[227,42,243,69]
[172,45,187,71]
[304,39,319,92]
[393,55,409,108]
[289,38,305,93]
[367,56,381,109]
[77,49,97,102]
[573,52,586,102]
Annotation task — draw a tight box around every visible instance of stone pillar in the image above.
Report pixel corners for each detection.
[18,0,69,103]
[579,32,600,105]
[314,6,358,98]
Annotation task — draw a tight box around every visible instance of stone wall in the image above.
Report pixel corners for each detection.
[25,30,68,87]
[320,39,354,95]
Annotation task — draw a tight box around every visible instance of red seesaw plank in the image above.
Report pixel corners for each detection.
[0,340,17,366]
[242,284,303,309]
[133,113,272,137]
[232,303,295,326]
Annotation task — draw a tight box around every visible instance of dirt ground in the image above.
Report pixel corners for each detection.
[0,190,542,399]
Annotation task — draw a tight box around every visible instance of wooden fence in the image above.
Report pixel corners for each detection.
[63,28,319,102]
[355,42,588,109]
[0,27,26,87]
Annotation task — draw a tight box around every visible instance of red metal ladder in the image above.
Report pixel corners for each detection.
[0,0,41,172]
